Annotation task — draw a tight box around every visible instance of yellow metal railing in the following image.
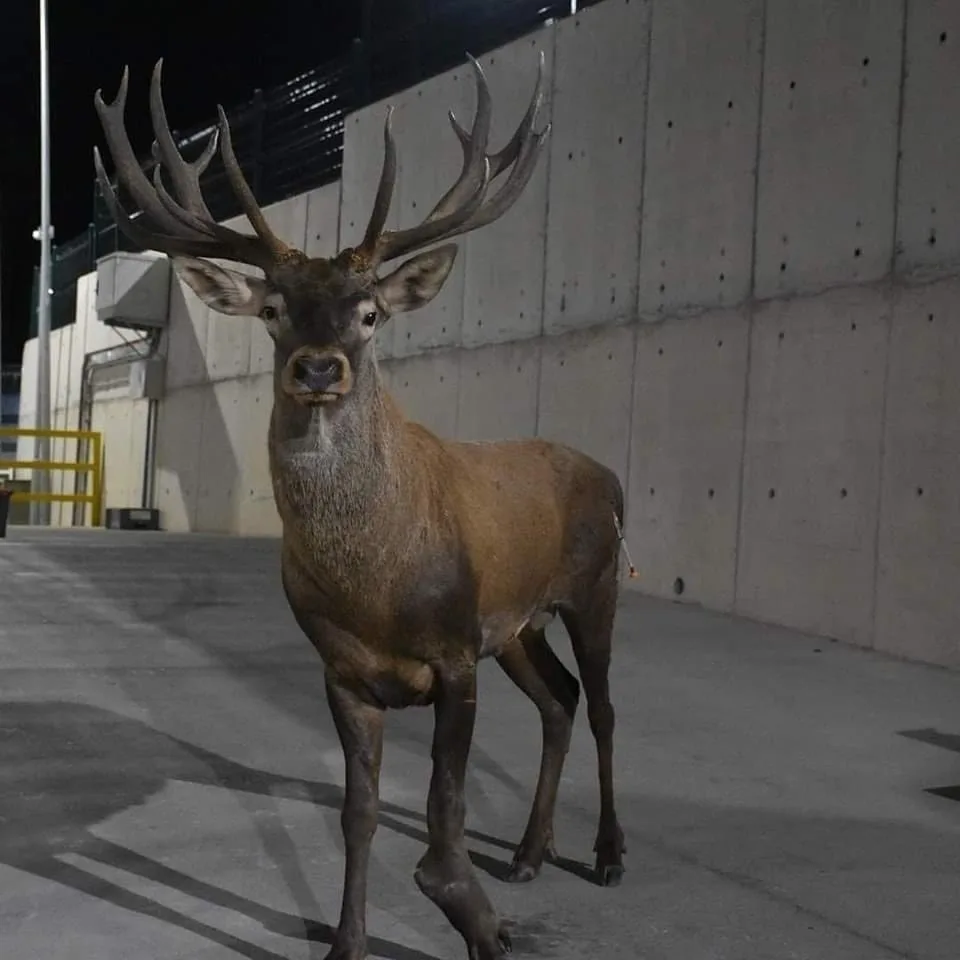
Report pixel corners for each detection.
[0,427,103,527]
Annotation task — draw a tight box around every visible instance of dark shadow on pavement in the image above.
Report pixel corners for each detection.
[0,700,595,959]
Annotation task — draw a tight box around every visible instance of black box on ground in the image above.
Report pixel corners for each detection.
[105,507,161,531]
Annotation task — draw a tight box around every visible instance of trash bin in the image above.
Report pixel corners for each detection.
[0,488,11,539]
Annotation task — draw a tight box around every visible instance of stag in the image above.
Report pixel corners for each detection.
[93,56,626,960]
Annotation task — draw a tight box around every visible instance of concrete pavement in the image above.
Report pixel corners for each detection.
[1,527,958,959]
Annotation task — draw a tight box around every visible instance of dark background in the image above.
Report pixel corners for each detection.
[0,0,361,366]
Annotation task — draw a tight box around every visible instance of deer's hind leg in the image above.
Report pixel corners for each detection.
[560,571,625,887]
[495,624,580,883]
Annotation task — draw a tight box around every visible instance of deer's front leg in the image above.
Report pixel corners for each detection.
[325,673,385,960]
[414,666,510,959]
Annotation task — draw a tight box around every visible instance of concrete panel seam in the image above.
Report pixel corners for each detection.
[451,350,463,439]
[895,259,960,287]
[732,301,757,611]
[868,282,896,652]
[537,22,558,344]
[621,319,642,536]
[734,0,769,604]
[631,0,655,320]
[189,389,208,531]
[748,0,769,306]
[890,0,910,277]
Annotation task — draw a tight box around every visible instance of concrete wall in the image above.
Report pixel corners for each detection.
[19,0,960,668]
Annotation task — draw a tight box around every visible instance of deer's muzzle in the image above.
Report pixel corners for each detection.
[282,347,352,404]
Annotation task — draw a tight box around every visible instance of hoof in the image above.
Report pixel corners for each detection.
[323,945,365,960]
[467,925,512,960]
[596,862,624,887]
[505,859,540,884]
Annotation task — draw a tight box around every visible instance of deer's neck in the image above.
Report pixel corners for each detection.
[267,360,412,579]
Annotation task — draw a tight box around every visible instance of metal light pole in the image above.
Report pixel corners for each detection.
[0,190,4,386]
[32,0,53,525]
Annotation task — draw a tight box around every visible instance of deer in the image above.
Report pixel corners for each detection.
[93,54,627,960]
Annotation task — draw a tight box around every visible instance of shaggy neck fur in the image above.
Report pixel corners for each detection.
[267,348,411,591]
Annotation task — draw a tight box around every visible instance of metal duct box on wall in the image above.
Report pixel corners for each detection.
[96,251,171,331]
[128,357,166,400]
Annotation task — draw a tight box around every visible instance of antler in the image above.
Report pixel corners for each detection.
[354,52,551,269]
[93,60,301,271]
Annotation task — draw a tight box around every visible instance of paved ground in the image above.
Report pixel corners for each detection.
[0,527,958,960]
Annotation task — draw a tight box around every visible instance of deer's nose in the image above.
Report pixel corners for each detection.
[292,352,347,393]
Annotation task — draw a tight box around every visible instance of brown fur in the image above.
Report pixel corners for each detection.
[94,56,626,960]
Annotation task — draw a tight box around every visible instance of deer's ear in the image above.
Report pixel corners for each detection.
[376,244,458,314]
[173,256,267,317]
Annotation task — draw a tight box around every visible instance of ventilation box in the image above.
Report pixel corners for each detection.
[96,251,171,331]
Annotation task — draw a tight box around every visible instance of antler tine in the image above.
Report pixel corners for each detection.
[447,49,545,183]
[148,58,217,219]
[440,48,542,218]
[95,63,282,270]
[94,144,256,260]
[419,54,494,225]
[94,66,200,240]
[216,104,296,262]
[444,118,550,236]
[359,105,398,253]
[371,157,493,265]
[368,53,550,267]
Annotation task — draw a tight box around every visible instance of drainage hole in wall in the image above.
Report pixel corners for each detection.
[618,135,623,144]
[727,99,734,109]
[840,488,848,498]
[928,231,938,246]
[768,488,776,499]
[862,56,870,66]
[854,247,862,257]
[917,487,924,497]
[658,347,664,356]
[780,262,787,272]
[717,339,723,348]
[667,120,673,129]
[940,31,947,44]
[778,331,785,340]
[789,80,796,89]
[649,487,655,496]
[719,272,725,282]
[928,313,935,322]
[851,322,857,331]
[659,283,666,293]
[673,577,685,596]
[708,488,715,499]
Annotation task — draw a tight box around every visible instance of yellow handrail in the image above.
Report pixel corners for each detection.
[0,427,104,527]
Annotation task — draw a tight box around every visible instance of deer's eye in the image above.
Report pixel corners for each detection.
[362,310,378,327]
[261,305,278,322]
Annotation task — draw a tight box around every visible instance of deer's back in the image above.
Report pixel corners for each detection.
[431,433,624,633]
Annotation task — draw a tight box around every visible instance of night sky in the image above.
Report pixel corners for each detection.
[0,0,359,366]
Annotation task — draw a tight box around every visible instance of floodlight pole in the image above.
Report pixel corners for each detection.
[32,0,52,525]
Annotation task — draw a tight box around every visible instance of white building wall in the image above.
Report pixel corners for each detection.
[19,0,960,668]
